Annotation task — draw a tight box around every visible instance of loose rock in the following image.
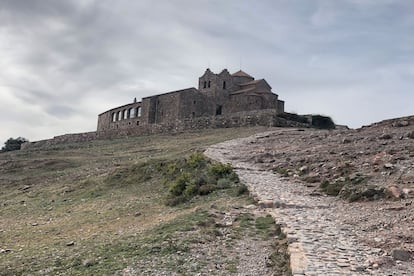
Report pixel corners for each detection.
[391,249,411,261]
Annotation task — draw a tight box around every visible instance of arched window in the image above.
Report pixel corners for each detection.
[118,111,122,121]
[137,106,142,117]
[208,80,211,88]
[130,108,135,118]
[123,109,128,119]
[203,81,207,88]
[112,112,117,122]
[223,81,226,89]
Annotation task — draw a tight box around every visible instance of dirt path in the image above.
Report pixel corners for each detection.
[205,129,413,275]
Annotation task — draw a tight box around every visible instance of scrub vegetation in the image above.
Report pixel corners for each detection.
[0,127,289,275]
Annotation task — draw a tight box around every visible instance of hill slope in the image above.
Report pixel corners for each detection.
[0,127,289,275]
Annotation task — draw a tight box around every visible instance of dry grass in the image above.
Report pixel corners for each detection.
[0,127,287,275]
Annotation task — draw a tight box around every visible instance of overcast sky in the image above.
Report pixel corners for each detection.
[1,0,413,144]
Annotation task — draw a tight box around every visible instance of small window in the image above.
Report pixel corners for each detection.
[128,122,131,125]
[136,121,140,126]
[215,105,222,115]
[223,81,226,89]
[208,80,211,88]
[203,81,207,88]
[193,100,196,104]
[192,112,195,117]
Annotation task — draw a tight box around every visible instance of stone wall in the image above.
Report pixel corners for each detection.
[97,102,143,132]
[21,131,98,149]
[22,110,310,150]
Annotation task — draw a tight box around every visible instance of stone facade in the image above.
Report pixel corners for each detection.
[22,109,308,150]
[97,68,285,132]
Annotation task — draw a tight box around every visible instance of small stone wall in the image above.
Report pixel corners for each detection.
[22,110,310,149]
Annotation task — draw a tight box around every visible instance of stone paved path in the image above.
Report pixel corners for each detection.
[205,134,412,276]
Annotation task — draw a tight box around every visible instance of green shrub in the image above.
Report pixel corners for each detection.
[184,183,198,197]
[208,163,233,179]
[320,180,344,196]
[217,178,232,189]
[198,184,216,195]
[236,184,249,196]
[194,175,207,186]
[273,167,289,177]
[169,173,191,196]
[164,154,239,205]
[311,115,335,129]
[165,162,180,176]
[186,152,206,168]
[1,137,28,152]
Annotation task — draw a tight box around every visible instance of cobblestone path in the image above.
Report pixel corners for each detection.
[205,134,412,276]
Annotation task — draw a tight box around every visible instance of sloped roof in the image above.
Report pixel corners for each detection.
[239,78,272,90]
[231,70,254,78]
[230,87,256,95]
[239,79,261,86]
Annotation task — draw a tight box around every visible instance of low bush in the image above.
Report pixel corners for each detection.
[164,153,241,206]
[311,115,335,129]
[169,173,191,196]
[236,184,249,196]
[217,178,232,189]
[1,137,29,152]
[208,162,234,180]
[273,167,289,177]
[186,152,206,168]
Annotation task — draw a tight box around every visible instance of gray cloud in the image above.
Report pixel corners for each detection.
[0,0,413,144]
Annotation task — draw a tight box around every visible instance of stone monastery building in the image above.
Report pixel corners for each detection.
[97,68,285,132]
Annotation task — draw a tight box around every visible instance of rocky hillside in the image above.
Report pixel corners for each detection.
[205,115,413,274]
[249,116,414,201]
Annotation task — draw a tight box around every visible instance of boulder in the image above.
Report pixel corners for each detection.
[391,249,412,261]
[392,120,409,127]
[66,241,75,246]
[385,186,404,199]
[379,133,393,140]
[258,200,274,209]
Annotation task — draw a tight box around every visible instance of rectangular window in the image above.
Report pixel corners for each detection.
[137,107,142,117]
[223,81,226,89]
[130,108,135,118]
[123,110,128,119]
[208,81,211,88]
[203,81,207,88]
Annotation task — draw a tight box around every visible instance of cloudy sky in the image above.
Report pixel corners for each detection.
[1,0,413,143]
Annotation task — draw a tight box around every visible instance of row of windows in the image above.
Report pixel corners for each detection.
[202,80,227,89]
[112,107,141,122]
